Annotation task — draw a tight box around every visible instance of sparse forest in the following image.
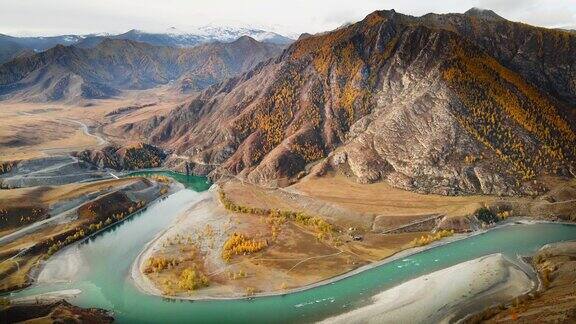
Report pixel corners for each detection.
[219,190,335,241]
[443,44,576,181]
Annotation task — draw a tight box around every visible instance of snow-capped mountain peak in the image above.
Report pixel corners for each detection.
[139,25,294,45]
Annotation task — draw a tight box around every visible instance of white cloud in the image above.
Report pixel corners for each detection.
[477,0,576,27]
[0,0,574,36]
[477,0,538,13]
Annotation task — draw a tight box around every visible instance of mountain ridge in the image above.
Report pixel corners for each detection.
[0,27,293,63]
[135,8,576,196]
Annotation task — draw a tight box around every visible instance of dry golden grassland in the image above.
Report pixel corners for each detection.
[0,87,184,161]
[292,174,495,217]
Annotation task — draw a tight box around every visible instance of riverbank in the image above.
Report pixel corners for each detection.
[0,176,173,293]
[29,180,183,286]
[131,191,231,297]
[131,184,430,299]
[130,184,567,302]
[320,253,534,323]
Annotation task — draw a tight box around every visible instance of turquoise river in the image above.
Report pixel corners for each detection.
[7,171,576,323]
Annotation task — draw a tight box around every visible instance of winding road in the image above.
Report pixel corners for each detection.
[61,118,107,146]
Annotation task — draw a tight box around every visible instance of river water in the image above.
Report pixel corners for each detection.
[8,172,576,323]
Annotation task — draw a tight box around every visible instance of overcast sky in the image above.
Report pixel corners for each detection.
[1,0,575,37]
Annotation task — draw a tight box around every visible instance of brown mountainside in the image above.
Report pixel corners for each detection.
[132,9,576,195]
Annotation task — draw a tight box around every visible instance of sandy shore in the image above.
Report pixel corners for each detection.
[10,289,82,305]
[130,189,234,297]
[478,240,576,322]
[36,247,88,284]
[320,254,534,323]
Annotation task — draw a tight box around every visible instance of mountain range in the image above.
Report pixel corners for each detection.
[0,27,293,64]
[0,36,284,101]
[128,8,576,195]
[74,27,293,49]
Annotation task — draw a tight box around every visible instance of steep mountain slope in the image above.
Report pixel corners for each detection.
[176,36,285,93]
[141,9,575,195]
[421,8,576,115]
[0,37,284,101]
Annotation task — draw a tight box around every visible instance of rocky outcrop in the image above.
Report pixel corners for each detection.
[140,9,575,195]
[75,143,166,171]
[1,300,113,324]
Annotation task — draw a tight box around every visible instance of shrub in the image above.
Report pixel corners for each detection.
[411,229,454,247]
[177,266,209,291]
[221,233,268,261]
[475,207,499,224]
[144,256,179,274]
[245,287,257,296]
[0,297,10,307]
[497,210,511,220]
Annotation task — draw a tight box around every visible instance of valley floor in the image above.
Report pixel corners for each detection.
[132,189,408,298]
[1,94,575,321]
[0,87,181,162]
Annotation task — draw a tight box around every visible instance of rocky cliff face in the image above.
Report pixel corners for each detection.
[139,9,575,195]
[0,37,284,102]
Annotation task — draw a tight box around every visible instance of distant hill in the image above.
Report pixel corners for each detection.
[0,33,84,51]
[0,37,284,101]
[0,37,28,64]
[0,33,84,63]
[135,8,576,195]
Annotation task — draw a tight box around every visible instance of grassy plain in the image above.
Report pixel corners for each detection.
[0,87,183,161]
